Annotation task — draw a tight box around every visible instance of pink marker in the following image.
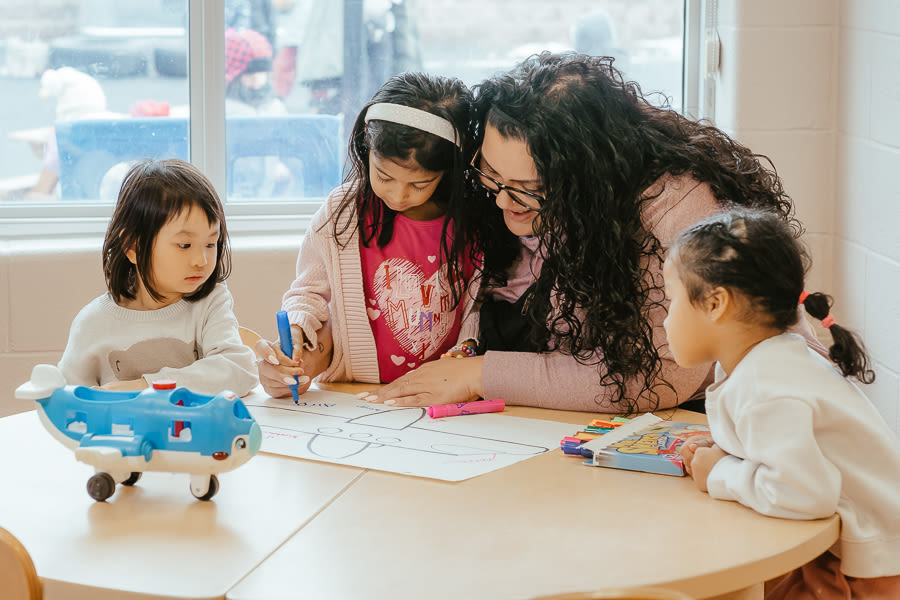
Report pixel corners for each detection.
[427,398,505,418]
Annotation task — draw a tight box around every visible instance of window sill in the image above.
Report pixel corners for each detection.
[0,200,318,242]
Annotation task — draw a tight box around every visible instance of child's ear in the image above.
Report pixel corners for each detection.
[705,286,731,322]
[125,245,137,265]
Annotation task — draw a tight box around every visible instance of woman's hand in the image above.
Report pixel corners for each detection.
[254,337,311,398]
[687,443,727,493]
[678,434,716,475]
[362,356,485,407]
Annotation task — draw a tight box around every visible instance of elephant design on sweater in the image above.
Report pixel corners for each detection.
[107,338,199,380]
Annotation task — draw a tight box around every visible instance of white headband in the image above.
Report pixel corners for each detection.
[364,103,460,148]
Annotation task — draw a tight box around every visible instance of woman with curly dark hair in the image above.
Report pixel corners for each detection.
[368,52,825,413]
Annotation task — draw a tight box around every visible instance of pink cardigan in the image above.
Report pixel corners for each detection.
[465,174,826,412]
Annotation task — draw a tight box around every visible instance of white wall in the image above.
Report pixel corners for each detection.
[714,0,900,434]
[3,0,899,433]
[834,1,900,432]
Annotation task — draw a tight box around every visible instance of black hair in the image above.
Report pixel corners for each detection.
[671,207,874,383]
[103,158,231,304]
[332,71,474,306]
[450,51,797,412]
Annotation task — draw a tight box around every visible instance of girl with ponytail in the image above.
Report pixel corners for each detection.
[663,207,899,599]
[798,290,874,383]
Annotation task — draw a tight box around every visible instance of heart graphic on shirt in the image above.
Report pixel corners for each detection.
[390,355,405,366]
[407,362,416,369]
[371,258,454,361]
[367,307,381,320]
[427,255,437,263]
[368,298,376,305]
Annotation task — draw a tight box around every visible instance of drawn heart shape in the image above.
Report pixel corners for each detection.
[391,355,405,366]
[371,258,454,360]
[407,362,416,369]
[367,307,381,320]
[368,298,376,305]
[427,255,437,263]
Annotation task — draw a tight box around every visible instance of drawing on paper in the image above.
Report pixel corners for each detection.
[242,388,581,481]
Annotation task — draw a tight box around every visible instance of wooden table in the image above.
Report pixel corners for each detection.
[228,389,839,600]
[1,385,839,600]
[0,409,363,600]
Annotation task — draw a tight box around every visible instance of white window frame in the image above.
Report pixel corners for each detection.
[0,0,702,242]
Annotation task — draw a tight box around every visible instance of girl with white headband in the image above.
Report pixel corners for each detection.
[256,72,476,395]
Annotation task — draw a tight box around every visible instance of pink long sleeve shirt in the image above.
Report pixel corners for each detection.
[466,174,826,412]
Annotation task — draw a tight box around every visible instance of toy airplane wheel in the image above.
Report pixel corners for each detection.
[87,473,116,502]
[190,474,219,501]
[122,472,142,486]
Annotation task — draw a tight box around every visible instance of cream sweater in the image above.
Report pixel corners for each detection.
[706,333,900,578]
[58,283,258,396]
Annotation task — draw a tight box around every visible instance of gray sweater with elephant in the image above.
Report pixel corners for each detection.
[58,283,258,396]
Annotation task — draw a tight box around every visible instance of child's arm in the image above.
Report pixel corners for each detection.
[280,208,335,354]
[145,286,258,396]
[101,378,148,391]
[704,399,841,520]
[58,297,105,387]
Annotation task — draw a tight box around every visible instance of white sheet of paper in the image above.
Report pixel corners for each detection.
[243,389,581,481]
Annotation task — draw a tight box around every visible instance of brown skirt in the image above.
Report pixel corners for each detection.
[766,551,900,600]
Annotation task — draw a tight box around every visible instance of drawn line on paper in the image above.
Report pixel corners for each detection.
[244,401,552,460]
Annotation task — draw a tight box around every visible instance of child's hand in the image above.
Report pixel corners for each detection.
[678,434,716,475]
[254,338,310,399]
[688,444,727,493]
[100,378,149,391]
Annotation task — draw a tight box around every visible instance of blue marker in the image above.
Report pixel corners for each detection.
[561,441,593,458]
[276,310,299,404]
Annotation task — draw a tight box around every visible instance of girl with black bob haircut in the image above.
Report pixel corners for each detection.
[373,51,824,413]
[105,158,231,303]
[666,208,898,599]
[59,158,257,396]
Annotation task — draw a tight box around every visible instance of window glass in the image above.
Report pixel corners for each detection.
[229,0,683,201]
[0,0,188,205]
[0,0,683,208]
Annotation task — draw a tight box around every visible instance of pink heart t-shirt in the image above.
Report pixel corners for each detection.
[360,212,473,383]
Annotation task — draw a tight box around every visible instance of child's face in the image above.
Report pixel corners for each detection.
[662,256,716,368]
[369,152,445,220]
[134,206,219,308]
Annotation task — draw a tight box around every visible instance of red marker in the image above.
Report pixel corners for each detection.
[427,398,505,418]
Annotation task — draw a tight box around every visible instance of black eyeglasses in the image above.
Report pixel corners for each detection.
[469,148,545,213]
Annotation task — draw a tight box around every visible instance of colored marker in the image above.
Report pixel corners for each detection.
[427,398,505,418]
[276,310,299,404]
[561,444,594,458]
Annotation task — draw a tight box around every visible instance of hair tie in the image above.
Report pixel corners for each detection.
[364,103,460,147]
[821,314,835,329]
[798,290,811,304]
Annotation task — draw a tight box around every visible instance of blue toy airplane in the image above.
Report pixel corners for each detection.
[15,364,262,502]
